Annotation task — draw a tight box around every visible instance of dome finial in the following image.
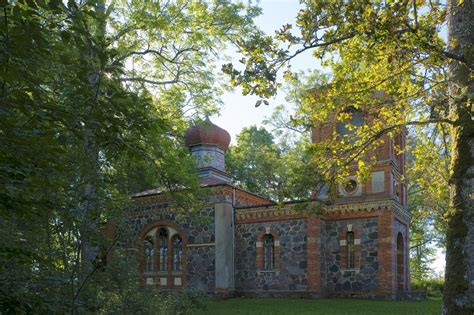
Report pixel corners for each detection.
[184,119,231,151]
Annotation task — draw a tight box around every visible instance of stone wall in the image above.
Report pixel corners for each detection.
[187,246,215,291]
[322,217,379,295]
[234,219,308,293]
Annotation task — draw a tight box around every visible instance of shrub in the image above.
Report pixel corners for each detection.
[411,278,444,297]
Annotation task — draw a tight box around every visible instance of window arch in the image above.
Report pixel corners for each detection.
[158,229,168,271]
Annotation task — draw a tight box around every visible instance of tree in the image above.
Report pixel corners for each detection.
[0,0,259,312]
[224,1,473,313]
[226,124,318,202]
[226,126,282,199]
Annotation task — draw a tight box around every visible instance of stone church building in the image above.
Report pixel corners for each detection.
[128,114,410,299]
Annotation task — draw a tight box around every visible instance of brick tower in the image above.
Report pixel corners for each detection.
[311,107,410,298]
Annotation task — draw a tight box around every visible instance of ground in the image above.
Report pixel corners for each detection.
[194,297,442,315]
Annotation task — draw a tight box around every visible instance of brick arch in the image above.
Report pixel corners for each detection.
[339,225,361,270]
[256,228,281,271]
[140,219,188,243]
[139,220,187,288]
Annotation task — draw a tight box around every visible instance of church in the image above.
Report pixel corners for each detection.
[127,113,410,299]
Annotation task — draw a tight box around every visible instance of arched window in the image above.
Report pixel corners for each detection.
[158,229,168,271]
[347,232,355,269]
[263,234,274,270]
[144,238,154,272]
[173,235,183,271]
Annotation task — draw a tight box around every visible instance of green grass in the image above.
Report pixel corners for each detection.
[193,297,442,315]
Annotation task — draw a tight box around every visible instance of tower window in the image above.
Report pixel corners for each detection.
[336,108,364,141]
[263,234,275,270]
[347,232,355,269]
[343,179,358,195]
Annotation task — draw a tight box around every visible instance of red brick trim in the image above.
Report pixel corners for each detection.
[307,216,321,292]
[322,211,378,221]
[256,228,281,271]
[140,220,187,289]
[378,210,394,295]
[237,214,308,224]
[339,226,361,270]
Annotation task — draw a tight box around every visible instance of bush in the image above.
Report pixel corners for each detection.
[411,278,444,297]
[90,250,208,314]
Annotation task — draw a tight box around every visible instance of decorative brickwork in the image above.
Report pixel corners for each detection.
[378,210,394,296]
[307,216,321,293]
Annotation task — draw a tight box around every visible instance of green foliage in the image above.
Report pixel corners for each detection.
[411,278,445,298]
[223,0,453,187]
[0,0,259,312]
[223,3,474,311]
[88,247,207,314]
[226,125,317,201]
[407,128,448,281]
[226,126,281,199]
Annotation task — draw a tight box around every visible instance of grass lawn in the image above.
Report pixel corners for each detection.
[193,297,442,315]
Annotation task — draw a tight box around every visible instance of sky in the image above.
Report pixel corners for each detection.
[213,0,312,142]
[212,0,445,276]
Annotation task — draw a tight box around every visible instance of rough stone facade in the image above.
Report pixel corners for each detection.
[322,218,379,295]
[235,219,308,293]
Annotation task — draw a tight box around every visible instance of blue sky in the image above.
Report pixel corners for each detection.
[213,0,312,142]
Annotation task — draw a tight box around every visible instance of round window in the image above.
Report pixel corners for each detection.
[343,179,358,195]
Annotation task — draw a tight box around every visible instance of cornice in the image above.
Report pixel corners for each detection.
[236,199,411,223]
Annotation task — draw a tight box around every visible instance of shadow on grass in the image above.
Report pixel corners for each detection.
[192,297,442,315]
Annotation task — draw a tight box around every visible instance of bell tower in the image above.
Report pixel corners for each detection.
[312,105,410,298]
[311,108,407,207]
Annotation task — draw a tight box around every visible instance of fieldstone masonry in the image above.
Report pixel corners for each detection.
[235,220,308,293]
[322,218,379,295]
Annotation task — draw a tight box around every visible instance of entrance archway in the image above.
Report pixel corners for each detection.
[396,232,405,290]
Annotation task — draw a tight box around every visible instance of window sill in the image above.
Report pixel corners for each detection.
[257,270,280,276]
[341,268,360,273]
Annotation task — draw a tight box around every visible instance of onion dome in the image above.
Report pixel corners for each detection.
[184,118,231,151]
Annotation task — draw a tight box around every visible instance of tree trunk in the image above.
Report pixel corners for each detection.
[71,2,106,313]
[443,1,474,314]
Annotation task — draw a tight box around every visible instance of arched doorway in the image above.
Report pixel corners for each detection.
[397,232,405,291]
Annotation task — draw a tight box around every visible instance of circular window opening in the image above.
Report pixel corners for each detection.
[343,179,358,195]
